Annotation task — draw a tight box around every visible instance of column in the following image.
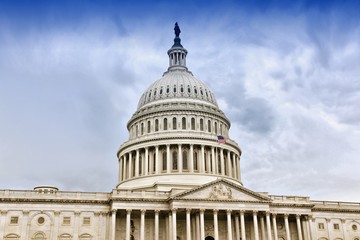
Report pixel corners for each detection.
[326,218,331,240]
[74,211,80,240]
[135,150,139,177]
[178,144,183,172]
[196,213,200,239]
[21,211,29,240]
[154,210,159,240]
[189,144,194,172]
[111,210,117,240]
[140,209,146,240]
[266,212,272,240]
[253,211,259,240]
[169,212,172,240]
[227,151,232,177]
[126,209,132,240]
[240,210,246,240]
[155,146,159,174]
[227,210,233,240]
[172,209,177,240]
[220,148,225,175]
[235,214,240,240]
[211,146,216,174]
[284,214,291,240]
[232,154,236,178]
[123,154,127,180]
[260,215,266,240]
[200,145,205,172]
[296,214,303,240]
[272,214,278,240]
[128,152,133,178]
[341,218,348,240]
[186,209,191,240]
[309,216,315,240]
[214,210,219,240]
[166,145,170,173]
[200,209,205,240]
[118,156,123,182]
[206,149,211,173]
[53,211,60,240]
[145,147,149,175]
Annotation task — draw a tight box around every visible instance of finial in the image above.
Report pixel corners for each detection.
[174,22,181,37]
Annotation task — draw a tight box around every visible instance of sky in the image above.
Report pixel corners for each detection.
[0,0,360,202]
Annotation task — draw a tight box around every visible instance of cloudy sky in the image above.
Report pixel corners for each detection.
[1,0,359,202]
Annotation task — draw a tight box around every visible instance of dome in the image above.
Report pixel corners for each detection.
[137,69,218,110]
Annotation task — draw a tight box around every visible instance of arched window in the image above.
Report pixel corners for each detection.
[214,122,218,134]
[182,150,188,170]
[162,152,167,171]
[173,117,177,130]
[193,152,198,171]
[4,234,20,240]
[200,119,204,131]
[164,118,168,130]
[208,120,211,132]
[220,123,223,135]
[141,123,144,135]
[136,124,139,136]
[33,233,46,240]
[79,233,93,240]
[191,118,195,130]
[182,117,186,130]
[58,234,72,240]
[147,121,151,133]
[173,84,177,93]
[155,119,159,132]
[172,151,178,170]
[180,85,184,93]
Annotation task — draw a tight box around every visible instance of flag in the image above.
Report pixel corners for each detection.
[217,135,226,144]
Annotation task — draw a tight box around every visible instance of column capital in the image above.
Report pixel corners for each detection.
[74,211,81,216]
[171,208,177,213]
[325,218,331,223]
[271,213,277,217]
[213,209,219,214]
[200,209,205,213]
[186,208,192,213]
[341,218,346,223]
[111,209,117,214]
[239,210,245,215]
[253,210,258,215]
[141,209,146,214]
[283,213,289,218]
[154,209,160,214]
[94,212,101,216]
[227,209,232,214]
[53,211,60,216]
[126,209,132,214]
[155,145,159,149]
[265,211,271,216]
[296,214,301,219]
[22,210,30,216]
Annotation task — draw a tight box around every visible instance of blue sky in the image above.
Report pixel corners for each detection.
[1,0,360,201]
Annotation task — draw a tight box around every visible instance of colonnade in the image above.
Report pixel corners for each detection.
[118,143,240,183]
[110,208,311,240]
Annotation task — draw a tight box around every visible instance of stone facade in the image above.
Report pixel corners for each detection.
[1,24,360,240]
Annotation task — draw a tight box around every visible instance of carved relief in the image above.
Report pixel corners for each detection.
[209,184,232,200]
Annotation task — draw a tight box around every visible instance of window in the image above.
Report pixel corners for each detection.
[214,122,218,134]
[182,117,186,130]
[141,123,144,135]
[4,234,20,240]
[191,118,195,130]
[334,223,340,230]
[208,120,211,132]
[155,119,159,132]
[33,232,46,240]
[200,119,204,131]
[173,85,177,93]
[83,217,91,225]
[37,217,45,225]
[58,233,72,240]
[163,118,167,130]
[193,152,198,171]
[162,152,167,171]
[172,151,178,170]
[166,86,170,94]
[79,233,93,240]
[172,117,177,130]
[147,121,151,133]
[353,224,358,231]
[136,124,138,136]
[194,87,197,94]
[180,85,184,93]
[63,217,71,225]
[182,151,188,170]
[318,223,325,230]
[218,152,221,174]
[188,85,191,93]
[10,217,18,225]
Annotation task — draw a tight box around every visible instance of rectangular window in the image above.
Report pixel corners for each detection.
[10,216,19,225]
[334,223,340,230]
[318,223,325,230]
[83,217,91,225]
[63,216,71,225]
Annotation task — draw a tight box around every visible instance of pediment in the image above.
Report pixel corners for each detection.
[171,179,271,202]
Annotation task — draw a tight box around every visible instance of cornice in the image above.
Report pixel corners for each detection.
[312,207,360,213]
[0,198,110,205]
[270,203,315,208]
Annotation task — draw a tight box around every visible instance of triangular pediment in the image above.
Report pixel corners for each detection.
[171,179,271,202]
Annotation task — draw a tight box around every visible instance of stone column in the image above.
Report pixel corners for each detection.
[220,148,225,175]
[123,154,127,180]
[227,151,232,177]
[260,215,266,240]
[154,210,159,240]
[214,209,219,240]
[74,211,80,239]
[145,147,149,175]
[201,145,205,172]
[118,156,123,182]
[178,144,182,172]
[284,214,291,240]
[128,152,133,178]
[110,210,117,240]
[211,146,216,174]
[227,209,233,240]
[186,208,191,240]
[53,211,60,240]
[265,212,272,240]
[341,218,348,240]
[309,216,315,240]
[189,144,194,172]
[135,150,140,177]
[172,209,177,240]
[253,211,259,240]
[240,211,246,240]
[296,214,303,240]
[140,209,146,240]
[155,146,159,174]
[21,211,29,240]
[169,212,172,240]
[200,209,205,240]
[272,214,278,240]
[206,149,211,173]
[326,218,331,240]
[126,209,132,240]
[166,144,171,173]
[235,214,240,240]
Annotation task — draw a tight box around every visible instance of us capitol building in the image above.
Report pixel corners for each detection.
[1,23,360,240]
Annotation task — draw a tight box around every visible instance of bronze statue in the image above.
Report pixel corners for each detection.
[174,22,181,37]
